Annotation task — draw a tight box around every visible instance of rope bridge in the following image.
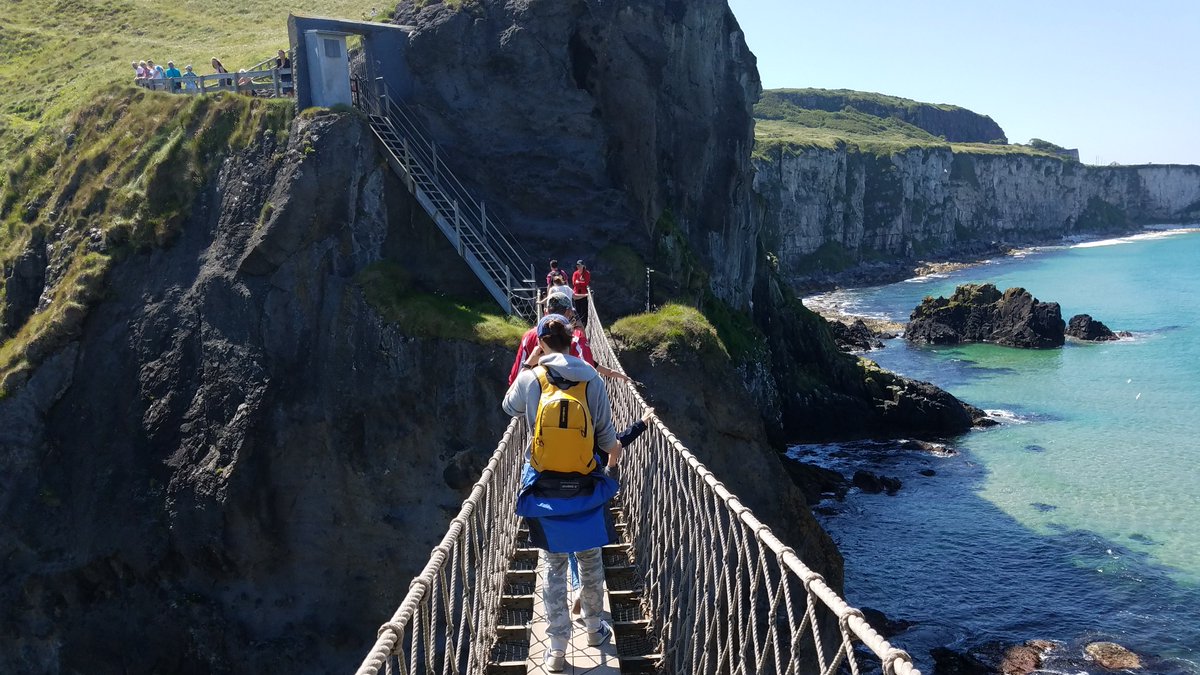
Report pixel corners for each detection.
[354,298,919,675]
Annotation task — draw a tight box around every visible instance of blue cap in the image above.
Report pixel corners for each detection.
[537,314,570,338]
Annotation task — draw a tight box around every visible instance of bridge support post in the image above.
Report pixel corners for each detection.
[402,136,410,171]
[481,201,488,239]
[454,200,463,255]
[375,77,387,112]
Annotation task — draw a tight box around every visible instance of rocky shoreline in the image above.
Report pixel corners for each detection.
[802,227,1190,337]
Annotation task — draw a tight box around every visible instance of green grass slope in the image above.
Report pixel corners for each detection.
[0,89,293,394]
[0,0,380,154]
[755,88,1057,158]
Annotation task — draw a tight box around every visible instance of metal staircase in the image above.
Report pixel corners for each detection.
[353,76,539,319]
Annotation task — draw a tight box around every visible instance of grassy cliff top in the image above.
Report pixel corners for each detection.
[762,88,970,115]
[0,89,294,395]
[0,0,379,155]
[754,88,1057,159]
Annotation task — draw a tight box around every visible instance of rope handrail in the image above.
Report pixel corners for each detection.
[353,417,526,675]
[584,296,921,675]
[353,296,921,675]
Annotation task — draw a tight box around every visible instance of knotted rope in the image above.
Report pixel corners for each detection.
[354,297,920,675]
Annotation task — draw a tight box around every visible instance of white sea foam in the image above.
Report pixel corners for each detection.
[803,291,897,323]
[984,409,1031,425]
[902,273,948,283]
[1071,226,1200,249]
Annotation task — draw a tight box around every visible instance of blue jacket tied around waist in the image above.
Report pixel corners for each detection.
[516,464,618,553]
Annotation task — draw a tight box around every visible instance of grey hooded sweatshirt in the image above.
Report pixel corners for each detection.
[502,352,618,455]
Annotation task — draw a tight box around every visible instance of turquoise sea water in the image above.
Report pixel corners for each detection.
[796,228,1200,671]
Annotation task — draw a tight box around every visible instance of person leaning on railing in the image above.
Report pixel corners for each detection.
[276,49,293,95]
[164,62,181,91]
[182,65,197,92]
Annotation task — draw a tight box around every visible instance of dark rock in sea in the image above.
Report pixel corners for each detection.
[1067,314,1121,341]
[829,319,884,351]
[933,640,1057,675]
[905,283,1065,349]
[1085,641,1142,670]
[931,646,993,675]
[899,439,953,455]
[919,469,937,477]
[782,460,849,504]
[859,606,916,638]
[1000,641,1058,675]
[1031,502,1058,513]
[964,403,1001,428]
[852,470,902,495]
[1128,533,1155,544]
[1024,444,1047,453]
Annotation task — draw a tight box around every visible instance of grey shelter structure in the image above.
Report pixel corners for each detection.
[287,15,414,110]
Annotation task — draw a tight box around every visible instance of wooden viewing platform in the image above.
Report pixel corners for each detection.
[135,67,293,98]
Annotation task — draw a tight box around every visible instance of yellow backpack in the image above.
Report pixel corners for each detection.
[531,366,596,474]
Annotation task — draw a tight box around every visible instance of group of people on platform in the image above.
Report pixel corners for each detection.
[131,51,292,95]
[502,258,652,672]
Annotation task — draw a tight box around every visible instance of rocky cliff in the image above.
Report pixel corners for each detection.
[393,0,761,311]
[755,145,1200,285]
[0,107,527,673]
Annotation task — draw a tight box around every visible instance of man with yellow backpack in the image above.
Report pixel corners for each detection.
[502,314,621,672]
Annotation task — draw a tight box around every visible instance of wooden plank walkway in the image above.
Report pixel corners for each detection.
[524,551,621,675]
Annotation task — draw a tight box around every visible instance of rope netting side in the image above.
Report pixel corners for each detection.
[585,298,920,675]
[354,418,527,675]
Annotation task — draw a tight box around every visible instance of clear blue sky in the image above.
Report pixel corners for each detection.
[727,0,1200,166]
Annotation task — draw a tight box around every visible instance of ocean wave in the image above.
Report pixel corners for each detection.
[984,409,1032,424]
[802,292,899,323]
[1071,226,1200,249]
[1008,244,1065,258]
[902,273,949,283]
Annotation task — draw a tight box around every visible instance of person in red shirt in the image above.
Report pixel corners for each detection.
[509,293,575,385]
[518,294,631,385]
[572,260,592,326]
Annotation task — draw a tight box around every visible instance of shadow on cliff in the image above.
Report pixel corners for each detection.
[0,112,517,674]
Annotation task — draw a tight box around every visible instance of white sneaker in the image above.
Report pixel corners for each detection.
[544,649,566,672]
[586,620,612,647]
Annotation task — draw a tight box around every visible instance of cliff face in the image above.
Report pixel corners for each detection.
[755,146,1200,283]
[0,113,518,674]
[393,0,761,310]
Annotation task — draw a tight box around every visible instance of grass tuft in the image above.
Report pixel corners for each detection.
[609,304,729,367]
[357,262,529,347]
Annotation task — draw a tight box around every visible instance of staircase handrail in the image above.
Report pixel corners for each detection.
[369,79,537,289]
